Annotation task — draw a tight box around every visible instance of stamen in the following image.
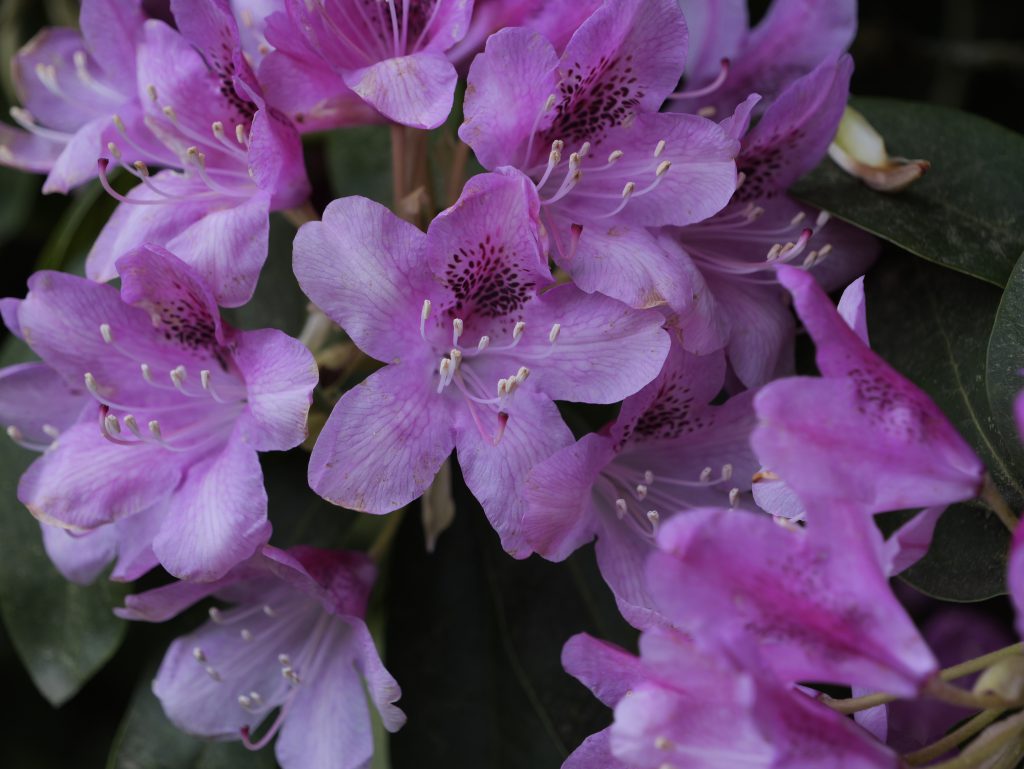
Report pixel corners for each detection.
[636,484,648,501]
[699,467,713,482]
[729,488,740,507]
[277,653,291,666]
[240,628,253,642]
[235,124,247,144]
[420,299,431,339]
[607,150,624,165]
[654,139,666,158]
[646,510,660,530]
[104,413,121,435]
[615,498,628,519]
[437,358,453,393]
[209,607,225,623]
[263,605,275,617]
[548,323,561,344]
[238,694,253,709]
[281,666,300,684]
[477,336,490,352]
[42,424,60,440]
[141,364,153,383]
[644,470,655,484]
[721,464,733,481]
[170,365,188,393]
[452,318,464,346]
[84,372,101,396]
[816,211,831,228]
[790,211,806,227]
[515,366,530,385]
[512,321,525,341]
[123,415,142,438]
[99,323,113,344]
[205,666,222,682]
[667,58,730,101]
[192,646,206,662]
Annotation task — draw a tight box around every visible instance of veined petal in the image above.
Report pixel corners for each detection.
[0,362,86,445]
[455,388,573,557]
[293,195,434,363]
[562,633,646,708]
[40,521,118,585]
[80,0,147,93]
[459,27,559,169]
[0,123,63,175]
[41,115,113,193]
[343,51,457,130]
[309,362,457,514]
[154,434,271,581]
[677,0,748,86]
[233,328,318,452]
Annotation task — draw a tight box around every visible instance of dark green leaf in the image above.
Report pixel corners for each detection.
[107,668,278,769]
[866,249,1015,601]
[325,126,393,206]
[0,338,129,705]
[986,250,1024,466]
[794,98,1024,287]
[0,165,36,245]
[387,488,635,769]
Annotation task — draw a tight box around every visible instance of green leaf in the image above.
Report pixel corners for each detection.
[793,97,1024,288]
[0,165,36,245]
[986,250,1024,465]
[0,338,129,705]
[865,249,1015,601]
[325,126,393,206]
[108,669,278,769]
[387,490,635,769]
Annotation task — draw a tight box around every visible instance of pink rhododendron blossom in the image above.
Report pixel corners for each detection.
[752,266,985,513]
[7,245,317,581]
[118,546,405,769]
[562,630,899,769]
[85,0,310,306]
[293,169,669,555]
[260,0,475,130]
[0,0,146,192]
[523,342,756,628]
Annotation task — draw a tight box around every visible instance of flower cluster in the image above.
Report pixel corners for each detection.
[1,1,1021,768]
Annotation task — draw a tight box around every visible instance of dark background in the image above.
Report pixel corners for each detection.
[1,1,1022,766]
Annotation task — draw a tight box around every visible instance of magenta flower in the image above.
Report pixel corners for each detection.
[118,545,405,769]
[293,170,669,555]
[9,245,317,581]
[1012,521,1024,641]
[670,55,878,386]
[648,507,938,697]
[86,0,310,307]
[752,266,985,515]
[672,0,857,119]
[522,342,756,627]
[259,0,474,130]
[562,630,899,769]
[0,0,146,192]
[460,0,739,312]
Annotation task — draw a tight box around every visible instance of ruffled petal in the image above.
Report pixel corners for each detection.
[153,434,271,581]
[455,388,572,557]
[309,361,457,514]
[233,328,317,452]
[293,195,434,363]
[343,51,456,130]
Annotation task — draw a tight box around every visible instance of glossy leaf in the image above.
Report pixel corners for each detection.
[866,249,1016,600]
[986,251,1024,461]
[795,98,1024,287]
[0,339,128,706]
[387,485,636,769]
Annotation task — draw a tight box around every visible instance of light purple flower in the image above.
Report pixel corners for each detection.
[85,0,310,307]
[293,169,669,555]
[669,55,878,386]
[1012,521,1024,641]
[460,0,739,312]
[647,507,938,697]
[522,342,756,628]
[751,265,985,515]
[259,0,474,130]
[118,545,404,769]
[0,0,146,192]
[672,0,857,119]
[562,629,899,769]
[9,244,317,581]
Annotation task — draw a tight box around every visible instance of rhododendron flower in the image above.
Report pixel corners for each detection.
[86,0,310,307]
[260,0,474,130]
[522,343,756,628]
[752,266,985,513]
[293,169,669,555]
[669,55,878,386]
[0,0,146,192]
[460,0,739,312]
[9,245,317,581]
[672,0,857,119]
[562,630,899,769]
[118,546,404,769]
[647,507,938,696]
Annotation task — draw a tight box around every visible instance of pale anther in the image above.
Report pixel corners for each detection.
[42,424,60,440]
[211,121,225,138]
[615,498,628,518]
[209,607,224,623]
[205,666,222,682]
[100,323,113,344]
[729,488,740,507]
[636,484,648,500]
[238,694,253,709]
[579,141,591,158]
[277,653,291,666]
[512,321,525,340]
[654,736,673,750]
[655,160,671,177]
[452,317,464,345]
[477,336,490,352]
[790,211,806,226]
[544,94,557,111]
[654,139,666,157]
[699,466,713,482]
[721,464,733,481]
[192,646,206,662]
[146,84,158,102]
[132,160,150,176]
[646,510,660,527]
[621,181,636,198]
[106,142,122,159]
[240,628,253,642]
[607,150,623,164]
[263,605,275,617]
[548,323,561,344]
[644,470,654,485]
[104,413,121,435]
[515,366,530,384]
[6,426,21,442]
[235,124,247,144]
[201,370,211,390]
[140,363,153,383]
[84,372,100,395]
[815,210,831,228]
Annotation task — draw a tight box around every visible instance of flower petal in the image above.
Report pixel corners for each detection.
[562,633,646,708]
[40,522,117,585]
[343,51,457,130]
[0,362,86,444]
[309,362,457,514]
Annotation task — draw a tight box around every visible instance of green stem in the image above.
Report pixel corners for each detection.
[826,643,1024,714]
[905,709,1005,766]
[282,200,318,228]
[981,474,1019,533]
[367,509,405,563]
[923,717,1024,769]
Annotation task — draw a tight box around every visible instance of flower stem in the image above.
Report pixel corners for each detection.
[925,677,1019,711]
[826,643,1024,714]
[282,200,318,228]
[391,124,407,208]
[368,509,405,563]
[981,474,1018,533]
[904,709,1005,765]
[922,716,1024,769]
